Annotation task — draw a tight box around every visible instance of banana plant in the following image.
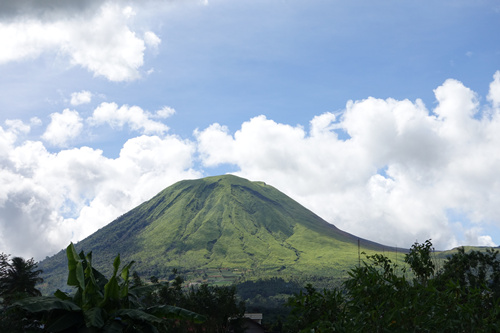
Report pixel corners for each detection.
[14,243,205,332]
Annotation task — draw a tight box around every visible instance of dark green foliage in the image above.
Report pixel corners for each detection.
[131,271,143,287]
[436,247,500,297]
[405,239,435,284]
[237,277,302,300]
[237,277,303,328]
[140,271,246,333]
[12,244,204,332]
[285,241,500,332]
[183,284,246,333]
[0,253,45,332]
[0,253,43,304]
[285,284,345,332]
[0,305,44,333]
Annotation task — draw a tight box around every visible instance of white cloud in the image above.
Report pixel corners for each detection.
[89,102,170,134]
[309,112,338,138]
[0,102,194,260]
[488,71,500,108]
[0,125,16,164]
[5,73,500,260]
[144,31,161,50]
[196,75,500,250]
[0,171,65,259]
[195,123,235,166]
[42,109,83,147]
[464,228,496,247]
[30,117,42,127]
[156,106,176,118]
[5,119,31,135]
[0,3,161,81]
[70,90,92,106]
[0,128,200,259]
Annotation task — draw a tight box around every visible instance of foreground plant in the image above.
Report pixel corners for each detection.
[14,243,204,332]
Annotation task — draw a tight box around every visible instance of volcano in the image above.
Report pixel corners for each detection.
[39,174,400,290]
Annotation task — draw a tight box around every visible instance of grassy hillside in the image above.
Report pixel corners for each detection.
[38,174,405,293]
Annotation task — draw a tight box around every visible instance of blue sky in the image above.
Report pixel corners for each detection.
[2,0,500,259]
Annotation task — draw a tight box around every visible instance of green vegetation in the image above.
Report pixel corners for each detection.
[141,276,246,333]
[3,239,500,332]
[39,175,403,294]
[0,253,43,304]
[25,175,500,331]
[10,244,205,332]
[2,245,248,332]
[284,241,500,332]
[1,244,250,333]
[0,253,45,332]
[237,277,303,329]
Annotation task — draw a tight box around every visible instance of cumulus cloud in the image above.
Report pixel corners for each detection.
[144,31,161,50]
[5,119,31,135]
[0,170,64,259]
[70,90,92,106]
[4,73,500,260]
[0,3,160,81]
[42,109,83,147]
[196,75,500,250]
[156,106,176,118]
[30,117,43,127]
[488,71,500,108]
[463,228,495,247]
[0,118,200,259]
[0,124,19,165]
[88,102,170,134]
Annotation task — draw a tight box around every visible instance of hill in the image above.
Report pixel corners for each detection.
[38,174,403,292]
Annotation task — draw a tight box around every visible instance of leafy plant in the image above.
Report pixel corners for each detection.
[405,239,435,285]
[285,240,500,332]
[14,243,205,332]
[285,284,344,332]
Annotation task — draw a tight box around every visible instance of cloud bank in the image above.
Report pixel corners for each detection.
[196,73,500,250]
[2,73,500,259]
[0,121,200,259]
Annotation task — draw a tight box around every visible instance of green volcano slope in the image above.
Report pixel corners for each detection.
[39,175,403,289]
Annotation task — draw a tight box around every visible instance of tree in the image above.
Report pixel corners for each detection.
[0,253,43,304]
[436,247,500,296]
[404,239,435,285]
[284,284,344,332]
[183,284,246,333]
[285,240,500,332]
[143,271,246,333]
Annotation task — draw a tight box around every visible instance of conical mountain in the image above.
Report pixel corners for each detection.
[40,175,399,289]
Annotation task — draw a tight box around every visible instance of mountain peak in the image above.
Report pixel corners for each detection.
[40,175,398,290]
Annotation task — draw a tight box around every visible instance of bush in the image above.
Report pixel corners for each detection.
[285,241,500,332]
